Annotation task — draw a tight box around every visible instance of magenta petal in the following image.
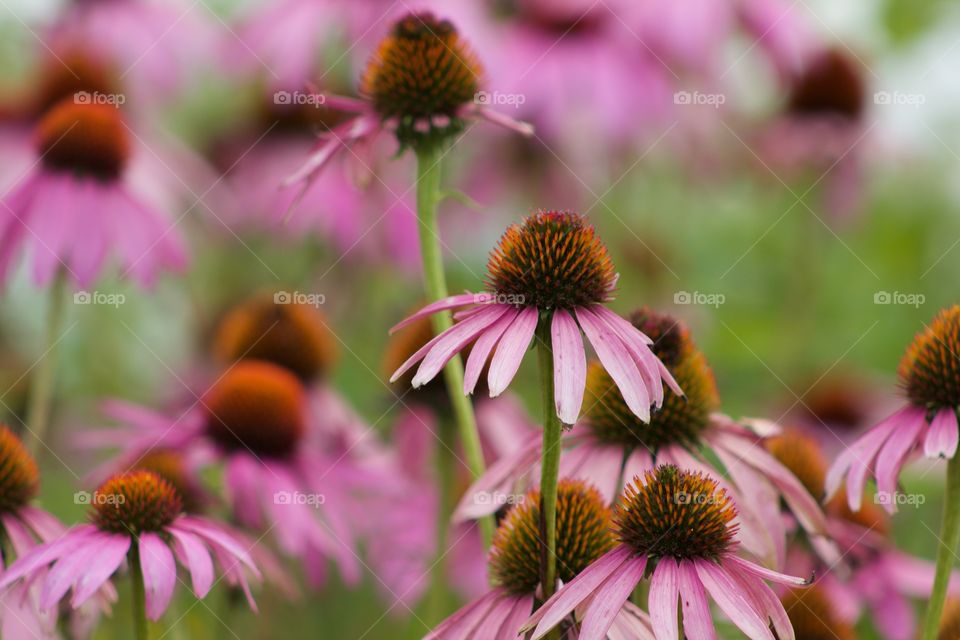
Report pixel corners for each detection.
[487,307,538,397]
[578,555,648,640]
[70,533,131,607]
[492,594,534,639]
[0,525,97,591]
[576,307,650,422]
[551,309,586,424]
[724,555,809,586]
[139,533,176,620]
[389,293,487,333]
[410,305,510,387]
[453,434,541,522]
[169,527,215,598]
[678,560,716,640]
[423,589,502,640]
[41,535,105,610]
[728,564,793,640]
[175,516,259,575]
[874,412,926,511]
[695,559,773,640]
[925,408,959,459]
[463,308,519,394]
[649,557,680,640]
[524,546,633,638]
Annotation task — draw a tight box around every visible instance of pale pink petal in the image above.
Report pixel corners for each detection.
[551,309,586,424]
[724,555,810,586]
[424,589,502,640]
[283,114,379,187]
[487,307,539,397]
[462,104,535,136]
[0,526,97,591]
[389,293,487,333]
[41,534,108,610]
[875,412,926,511]
[608,601,657,640]
[524,546,634,637]
[70,533,131,607]
[695,559,773,640]
[649,557,680,640]
[139,533,176,620]
[727,563,793,640]
[175,517,259,576]
[578,555,648,640]
[168,527,215,598]
[453,434,541,522]
[924,407,959,459]
[409,306,512,386]
[463,308,519,394]
[576,307,650,422]
[491,594,534,639]
[678,559,716,640]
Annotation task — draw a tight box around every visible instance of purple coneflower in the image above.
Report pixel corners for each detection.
[427,479,655,639]
[0,470,258,637]
[523,466,808,640]
[390,212,679,425]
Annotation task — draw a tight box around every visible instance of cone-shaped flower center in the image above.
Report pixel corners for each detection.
[134,450,202,514]
[37,99,129,180]
[766,428,827,499]
[899,306,960,410]
[0,426,39,515]
[486,211,617,311]
[214,294,338,382]
[585,313,716,450]
[615,466,737,561]
[489,479,615,595]
[33,50,118,117]
[204,361,306,457]
[788,48,864,121]
[781,586,855,640]
[361,12,481,147]
[91,470,182,535]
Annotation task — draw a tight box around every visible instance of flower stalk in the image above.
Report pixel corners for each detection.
[536,317,562,604]
[414,145,493,547]
[25,272,67,455]
[129,543,149,640]
[921,455,960,640]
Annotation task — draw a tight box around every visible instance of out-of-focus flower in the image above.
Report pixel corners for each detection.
[456,309,831,568]
[0,99,187,288]
[523,466,809,640]
[0,471,259,622]
[390,211,679,425]
[828,305,960,514]
[427,479,654,639]
[780,585,856,640]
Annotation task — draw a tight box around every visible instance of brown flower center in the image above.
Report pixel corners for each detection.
[134,450,203,514]
[91,470,181,535]
[788,48,865,121]
[0,426,39,514]
[36,99,129,180]
[899,306,960,409]
[781,586,855,640]
[765,428,827,499]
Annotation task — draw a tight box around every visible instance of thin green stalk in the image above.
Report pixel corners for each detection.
[25,272,67,455]
[414,145,493,547]
[536,318,562,604]
[129,543,149,640]
[921,456,960,640]
[424,416,456,623]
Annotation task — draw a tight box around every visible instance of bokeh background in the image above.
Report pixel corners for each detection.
[0,0,958,637]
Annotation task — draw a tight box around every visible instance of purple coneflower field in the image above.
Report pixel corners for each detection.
[0,0,958,638]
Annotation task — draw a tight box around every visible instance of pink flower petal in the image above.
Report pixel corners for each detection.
[175,516,259,576]
[924,407,959,459]
[551,309,586,424]
[487,306,539,397]
[139,533,176,620]
[453,434,541,522]
[727,562,793,640]
[389,293,487,334]
[463,308,519,394]
[169,527,215,598]
[575,307,650,422]
[649,557,680,640]
[578,555,648,640]
[695,559,774,640]
[678,559,716,640]
[41,533,109,610]
[491,594,534,639]
[724,555,810,586]
[424,589,502,640]
[875,412,926,512]
[410,305,511,387]
[70,533,131,608]
[0,525,97,591]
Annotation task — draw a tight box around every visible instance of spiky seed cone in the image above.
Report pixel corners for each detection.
[0,426,38,514]
[36,99,129,180]
[899,306,960,410]
[91,470,181,535]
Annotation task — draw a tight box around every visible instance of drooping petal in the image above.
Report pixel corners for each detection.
[453,434,542,522]
[924,407,959,459]
[724,555,810,586]
[175,516,259,575]
[727,562,793,640]
[70,533,131,608]
[463,307,519,394]
[139,533,177,620]
[695,559,774,640]
[423,589,502,640]
[487,307,539,397]
[677,560,716,640]
[577,555,648,640]
[41,533,109,610]
[551,309,586,424]
[491,594,534,640]
[169,527,215,598]
[410,306,512,387]
[0,526,97,591]
[649,557,680,640]
[874,412,926,511]
[389,293,488,334]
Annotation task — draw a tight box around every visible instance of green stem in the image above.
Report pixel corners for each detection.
[25,273,66,456]
[414,146,493,548]
[130,543,149,640]
[424,416,456,623]
[921,455,960,640]
[536,318,562,604]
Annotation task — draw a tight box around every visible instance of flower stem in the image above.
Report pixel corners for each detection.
[536,318,561,604]
[414,146,493,548]
[25,272,67,456]
[921,455,960,640]
[129,543,149,640]
[425,416,456,623]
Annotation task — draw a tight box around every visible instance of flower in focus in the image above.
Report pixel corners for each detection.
[524,465,809,640]
[455,308,830,567]
[428,479,654,639]
[828,305,960,514]
[390,211,680,425]
[285,11,532,203]
[0,470,259,622]
[0,99,187,288]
